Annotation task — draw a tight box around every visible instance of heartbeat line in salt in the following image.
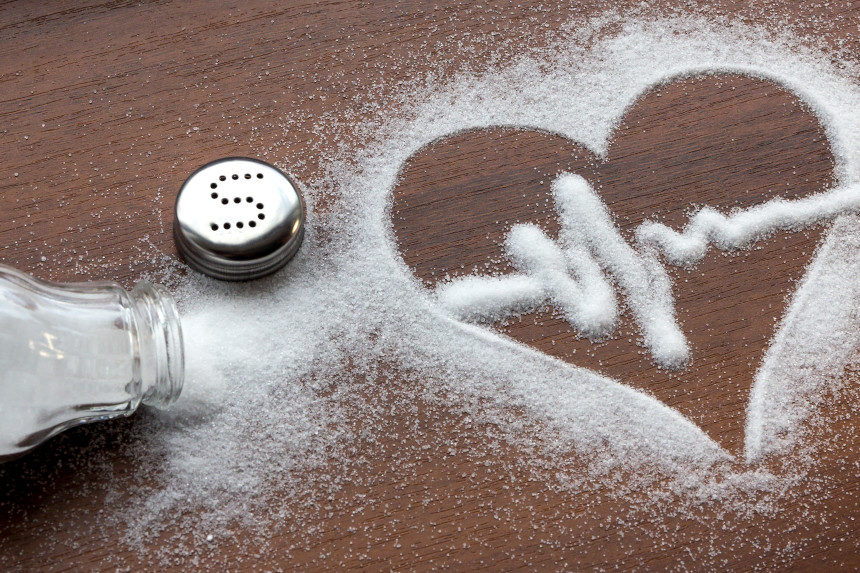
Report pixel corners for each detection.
[435,173,860,369]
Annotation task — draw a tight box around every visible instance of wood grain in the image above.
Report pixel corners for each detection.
[0,1,857,570]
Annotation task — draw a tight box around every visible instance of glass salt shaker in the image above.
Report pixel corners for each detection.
[0,264,184,462]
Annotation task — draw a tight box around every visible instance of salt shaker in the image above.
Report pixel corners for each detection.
[0,264,184,462]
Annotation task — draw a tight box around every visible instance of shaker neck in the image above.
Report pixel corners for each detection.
[129,281,185,408]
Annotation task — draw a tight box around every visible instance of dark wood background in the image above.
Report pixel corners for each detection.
[0,1,857,570]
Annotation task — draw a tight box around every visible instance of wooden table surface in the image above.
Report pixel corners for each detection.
[0,1,857,570]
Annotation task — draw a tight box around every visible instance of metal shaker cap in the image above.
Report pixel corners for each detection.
[174,157,304,281]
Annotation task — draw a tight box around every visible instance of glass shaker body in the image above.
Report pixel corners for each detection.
[0,264,184,461]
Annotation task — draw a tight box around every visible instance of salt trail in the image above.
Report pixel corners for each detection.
[635,183,860,265]
[438,173,859,370]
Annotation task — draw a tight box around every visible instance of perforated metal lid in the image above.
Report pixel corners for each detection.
[173,157,305,281]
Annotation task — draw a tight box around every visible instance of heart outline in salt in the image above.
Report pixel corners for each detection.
[386,71,859,465]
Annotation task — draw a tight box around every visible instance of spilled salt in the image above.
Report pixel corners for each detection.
[108,11,858,563]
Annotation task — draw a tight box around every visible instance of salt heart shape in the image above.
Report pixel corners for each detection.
[391,73,839,456]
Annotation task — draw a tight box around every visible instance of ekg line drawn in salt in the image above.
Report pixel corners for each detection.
[435,173,860,369]
[634,183,860,264]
